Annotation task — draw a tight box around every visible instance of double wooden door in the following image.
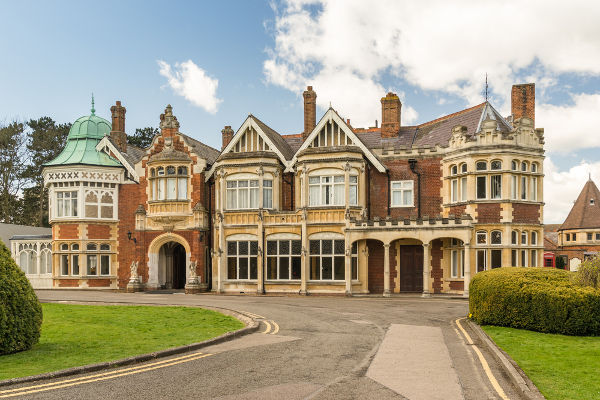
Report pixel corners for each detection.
[400,245,423,292]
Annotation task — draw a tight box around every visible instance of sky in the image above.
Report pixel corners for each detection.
[1,0,599,224]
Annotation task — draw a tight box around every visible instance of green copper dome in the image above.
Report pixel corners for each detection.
[44,99,122,168]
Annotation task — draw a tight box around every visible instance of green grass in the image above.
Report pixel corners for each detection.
[0,303,244,380]
[482,325,600,400]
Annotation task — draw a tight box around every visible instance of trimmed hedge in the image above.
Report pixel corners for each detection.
[469,267,600,336]
[0,240,43,354]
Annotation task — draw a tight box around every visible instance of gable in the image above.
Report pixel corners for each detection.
[96,136,138,182]
[227,125,272,154]
[290,108,386,173]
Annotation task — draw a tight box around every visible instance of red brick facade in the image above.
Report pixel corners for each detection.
[476,203,501,224]
[512,203,541,224]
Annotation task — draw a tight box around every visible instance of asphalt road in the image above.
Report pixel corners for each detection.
[2,291,525,399]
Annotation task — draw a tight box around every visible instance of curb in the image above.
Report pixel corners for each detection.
[0,304,260,388]
[466,320,545,400]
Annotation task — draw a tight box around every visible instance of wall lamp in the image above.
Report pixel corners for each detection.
[127,231,137,244]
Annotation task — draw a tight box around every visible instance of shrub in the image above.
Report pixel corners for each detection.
[0,241,43,354]
[573,257,600,289]
[469,267,600,336]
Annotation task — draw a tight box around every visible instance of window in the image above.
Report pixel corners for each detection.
[596,233,600,241]
[566,233,570,241]
[588,233,593,241]
[72,254,80,275]
[521,162,528,172]
[511,249,517,266]
[61,254,69,275]
[310,239,345,280]
[86,243,110,276]
[450,242,464,279]
[351,242,358,280]
[531,163,538,173]
[391,180,414,207]
[349,176,358,205]
[451,249,459,278]
[227,179,259,209]
[521,176,527,200]
[511,176,517,200]
[491,160,502,170]
[451,165,458,175]
[476,231,487,245]
[227,240,258,280]
[263,180,273,209]
[592,199,596,205]
[477,249,487,272]
[451,179,458,202]
[511,230,518,245]
[511,160,518,171]
[461,177,467,201]
[531,231,538,246]
[56,191,78,217]
[461,163,467,173]
[491,175,501,199]
[573,233,577,241]
[476,161,487,171]
[531,250,537,267]
[521,231,528,245]
[18,249,36,274]
[309,175,345,206]
[530,177,537,201]
[266,239,301,280]
[491,231,502,245]
[150,165,189,201]
[521,250,528,267]
[491,249,502,269]
[476,176,487,199]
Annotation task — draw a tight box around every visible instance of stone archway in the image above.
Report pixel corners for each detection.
[147,233,191,290]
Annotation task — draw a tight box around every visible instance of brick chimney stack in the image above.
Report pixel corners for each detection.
[303,86,317,141]
[110,101,127,153]
[511,83,535,124]
[381,92,401,138]
[222,126,234,150]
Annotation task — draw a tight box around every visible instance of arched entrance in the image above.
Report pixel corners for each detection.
[158,242,186,290]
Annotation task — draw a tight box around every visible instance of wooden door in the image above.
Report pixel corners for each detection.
[400,245,423,292]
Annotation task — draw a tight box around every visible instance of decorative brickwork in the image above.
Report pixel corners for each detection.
[430,239,443,293]
[57,224,79,239]
[117,183,140,288]
[381,92,401,138]
[87,224,111,240]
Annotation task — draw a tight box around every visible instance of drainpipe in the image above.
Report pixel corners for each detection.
[408,159,421,218]
[283,172,294,210]
[366,161,371,219]
[386,170,391,216]
[207,178,213,291]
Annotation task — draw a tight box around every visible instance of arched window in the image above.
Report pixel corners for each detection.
[476,161,487,171]
[521,231,528,245]
[150,168,155,177]
[511,160,518,171]
[491,231,502,245]
[511,230,518,245]
[531,231,537,246]
[521,161,528,172]
[450,165,458,175]
[461,163,467,173]
[491,160,502,170]
[476,231,487,245]
[61,243,69,251]
[531,163,538,173]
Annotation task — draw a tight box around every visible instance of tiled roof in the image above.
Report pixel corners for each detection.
[559,179,600,230]
[250,115,295,160]
[281,134,304,154]
[179,133,220,164]
[0,223,51,247]
[120,144,146,166]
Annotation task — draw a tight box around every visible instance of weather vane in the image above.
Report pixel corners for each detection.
[91,93,96,115]
[485,73,489,102]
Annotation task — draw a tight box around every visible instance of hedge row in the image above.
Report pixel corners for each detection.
[469,267,600,336]
[0,241,43,354]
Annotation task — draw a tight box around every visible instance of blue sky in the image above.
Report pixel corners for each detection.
[1,0,600,223]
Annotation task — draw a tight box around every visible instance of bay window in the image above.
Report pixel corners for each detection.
[266,239,301,280]
[263,180,273,209]
[391,180,414,207]
[150,165,189,201]
[476,176,487,199]
[86,243,110,276]
[84,190,114,219]
[490,175,502,199]
[451,179,458,202]
[309,174,353,207]
[461,177,467,201]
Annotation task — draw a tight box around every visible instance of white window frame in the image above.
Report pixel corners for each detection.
[476,176,487,199]
[451,179,458,203]
[309,175,345,206]
[227,179,260,210]
[521,176,527,200]
[511,175,518,200]
[490,174,502,199]
[476,231,487,245]
[391,180,414,207]
[460,177,467,201]
[56,190,78,217]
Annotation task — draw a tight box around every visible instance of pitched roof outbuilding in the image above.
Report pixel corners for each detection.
[559,179,600,230]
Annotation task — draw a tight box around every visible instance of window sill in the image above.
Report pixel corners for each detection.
[445,278,464,282]
[390,205,414,208]
[55,275,115,279]
[265,280,302,284]
[225,280,258,283]
[307,280,358,285]
[148,200,191,204]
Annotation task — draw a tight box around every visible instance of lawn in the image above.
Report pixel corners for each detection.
[482,325,600,400]
[0,303,244,380]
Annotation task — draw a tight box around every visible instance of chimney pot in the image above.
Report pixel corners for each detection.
[381,92,401,138]
[110,100,127,153]
[303,86,317,141]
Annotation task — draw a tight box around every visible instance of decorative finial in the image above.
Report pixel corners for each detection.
[91,93,96,115]
[484,73,489,102]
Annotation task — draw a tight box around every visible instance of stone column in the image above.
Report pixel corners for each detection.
[257,214,264,294]
[463,243,471,298]
[422,243,431,297]
[383,243,391,297]
[345,243,352,296]
[258,166,264,210]
[273,169,280,211]
[300,209,308,295]
[344,162,350,209]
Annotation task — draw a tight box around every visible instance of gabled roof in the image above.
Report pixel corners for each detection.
[559,179,600,230]
[179,132,220,164]
[96,136,139,181]
[251,115,295,160]
[290,108,387,173]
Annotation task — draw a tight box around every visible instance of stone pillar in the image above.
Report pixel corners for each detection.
[274,169,280,210]
[463,243,471,298]
[344,163,350,209]
[422,243,431,297]
[345,243,352,296]
[383,243,391,297]
[258,167,264,210]
[300,210,308,295]
[257,216,264,295]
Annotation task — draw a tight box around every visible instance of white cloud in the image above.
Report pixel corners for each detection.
[544,157,600,223]
[158,60,221,114]
[537,93,600,153]
[265,0,600,124]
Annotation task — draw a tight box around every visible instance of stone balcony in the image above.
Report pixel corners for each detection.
[221,207,363,227]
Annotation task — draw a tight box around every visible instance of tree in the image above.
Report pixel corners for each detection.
[22,117,70,226]
[0,121,27,224]
[127,127,158,148]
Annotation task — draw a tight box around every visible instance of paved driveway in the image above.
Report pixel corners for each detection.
[2,291,523,399]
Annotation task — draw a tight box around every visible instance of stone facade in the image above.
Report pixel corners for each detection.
[40,83,544,296]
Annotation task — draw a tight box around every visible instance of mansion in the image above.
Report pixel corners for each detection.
[11,84,545,296]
